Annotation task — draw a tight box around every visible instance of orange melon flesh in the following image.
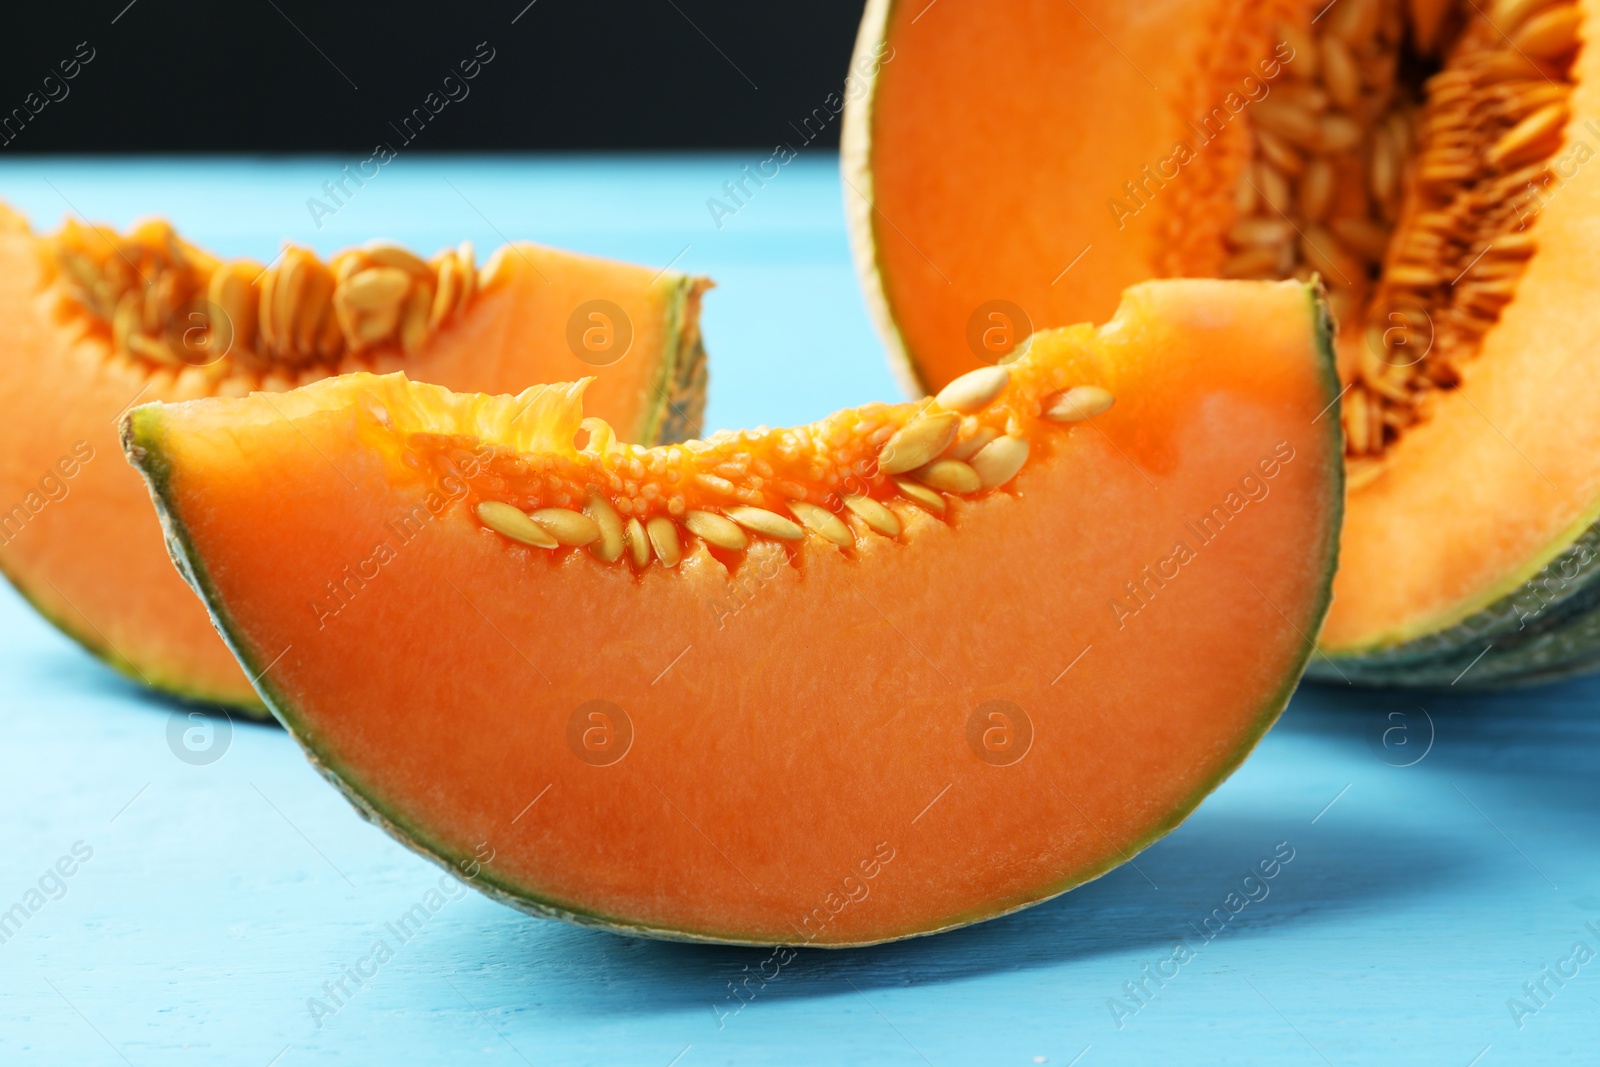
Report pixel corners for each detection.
[124,279,1340,945]
[845,0,1213,395]
[0,206,707,708]
[848,0,1600,663]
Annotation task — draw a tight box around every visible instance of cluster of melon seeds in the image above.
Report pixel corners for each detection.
[454,363,1115,567]
[1215,0,1578,467]
[47,218,479,374]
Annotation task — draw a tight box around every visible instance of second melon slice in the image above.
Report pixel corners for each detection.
[0,206,708,710]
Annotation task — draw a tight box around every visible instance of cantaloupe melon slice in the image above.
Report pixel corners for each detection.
[123,279,1340,946]
[845,0,1600,685]
[0,205,707,710]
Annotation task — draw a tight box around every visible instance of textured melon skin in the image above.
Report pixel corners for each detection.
[122,281,1344,946]
[1311,518,1600,687]
[843,0,1600,690]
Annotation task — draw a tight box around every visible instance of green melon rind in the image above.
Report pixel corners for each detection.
[1310,512,1600,687]
[120,285,1341,946]
[0,544,269,713]
[639,274,711,447]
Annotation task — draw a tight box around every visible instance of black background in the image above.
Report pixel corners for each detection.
[0,1,867,152]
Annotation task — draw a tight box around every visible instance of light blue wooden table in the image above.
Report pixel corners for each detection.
[1,156,1596,1066]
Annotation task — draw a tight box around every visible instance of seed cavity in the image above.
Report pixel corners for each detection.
[48,220,480,373]
[469,347,1108,564]
[934,366,1010,414]
[1180,1,1582,462]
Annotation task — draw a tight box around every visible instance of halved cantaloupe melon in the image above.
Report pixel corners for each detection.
[0,205,708,709]
[846,0,1600,685]
[123,279,1340,945]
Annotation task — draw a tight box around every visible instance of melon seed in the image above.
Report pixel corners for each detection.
[1511,5,1581,56]
[724,505,805,541]
[362,240,434,277]
[685,509,749,551]
[1043,386,1115,421]
[894,478,947,512]
[879,409,961,474]
[625,517,651,568]
[912,459,982,494]
[585,491,625,562]
[934,366,1010,413]
[788,501,855,547]
[477,501,558,548]
[843,495,901,537]
[530,507,600,547]
[947,423,1000,461]
[339,267,411,312]
[646,516,682,567]
[969,435,1030,488]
